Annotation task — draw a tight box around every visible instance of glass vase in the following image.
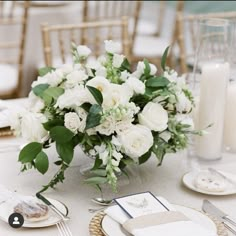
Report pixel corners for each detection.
[191,18,233,161]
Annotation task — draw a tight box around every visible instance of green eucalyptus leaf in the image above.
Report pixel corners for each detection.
[91,156,102,170]
[50,126,74,143]
[32,84,49,98]
[81,103,92,113]
[43,119,64,131]
[146,76,169,88]
[86,86,103,106]
[85,104,102,130]
[120,58,131,72]
[56,141,74,164]
[43,87,64,101]
[19,142,42,164]
[84,177,108,185]
[54,160,63,166]
[161,46,170,71]
[144,59,151,75]
[38,67,55,77]
[35,151,49,174]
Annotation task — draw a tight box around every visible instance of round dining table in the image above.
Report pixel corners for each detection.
[0,99,236,235]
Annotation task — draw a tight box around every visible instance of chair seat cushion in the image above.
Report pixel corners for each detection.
[0,64,18,95]
[133,35,171,58]
[129,19,157,36]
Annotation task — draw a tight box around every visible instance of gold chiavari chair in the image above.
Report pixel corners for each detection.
[41,17,129,67]
[0,1,29,98]
[132,1,185,69]
[174,11,236,74]
[82,1,142,55]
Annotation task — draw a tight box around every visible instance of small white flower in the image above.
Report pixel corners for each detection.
[64,112,81,133]
[28,91,44,113]
[77,45,91,58]
[115,119,133,133]
[139,102,168,132]
[176,114,194,130]
[112,149,123,162]
[125,76,145,95]
[97,55,107,65]
[112,54,125,68]
[96,116,116,136]
[104,40,121,54]
[56,64,74,76]
[120,70,130,81]
[133,61,157,78]
[65,70,88,88]
[95,66,107,77]
[176,92,192,113]
[117,124,153,160]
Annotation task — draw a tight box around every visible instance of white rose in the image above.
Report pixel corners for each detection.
[96,116,116,136]
[77,45,91,58]
[28,91,44,113]
[104,40,121,54]
[64,112,81,133]
[139,102,168,132]
[86,76,110,94]
[117,124,153,159]
[125,76,145,95]
[112,54,125,68]
[56,64,74,76]
[55,86,94,109]
[31,76,49,88]
[176,92,192,113]
[120,70,130,81]
[65,70,88,88]
[21,112,48,142]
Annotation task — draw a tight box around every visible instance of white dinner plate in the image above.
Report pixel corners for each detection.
[0,197,68,228]
[182,170,236,196]
[101,204,217,236]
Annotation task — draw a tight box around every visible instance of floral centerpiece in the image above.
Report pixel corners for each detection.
[12,41,197,193]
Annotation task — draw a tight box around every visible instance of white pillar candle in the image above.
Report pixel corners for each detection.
[224,82,236,151]
[196,62,229,160]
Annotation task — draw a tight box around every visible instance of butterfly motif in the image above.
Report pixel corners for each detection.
[126,197,148,209]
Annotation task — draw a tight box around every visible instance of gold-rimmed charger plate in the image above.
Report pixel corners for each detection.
[89,209,227,236]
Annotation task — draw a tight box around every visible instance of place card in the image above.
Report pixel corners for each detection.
[114,192,169,218]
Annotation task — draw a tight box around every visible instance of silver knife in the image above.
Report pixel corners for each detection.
[202,199,236,230]
[36,193,70,221]
[208,168,236,187]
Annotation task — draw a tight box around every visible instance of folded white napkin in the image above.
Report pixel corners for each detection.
[105,197,217,236]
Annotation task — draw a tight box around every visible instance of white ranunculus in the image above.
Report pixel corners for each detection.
[117,124,153,160]
[21,112,48,142]
[102,84,132,108]
[77,45,91,58]
[55,86,94,109]
[64,112,81,133]
[65,70,88,88]
[139,102,168,132]
[112,54,125,68]
[28,91,44,113]
[86,76,110,94]
[96,116,116,136]
[95,66,107,77]
[176,92,192,113]
[120,70,130,81]
[125,76,145,95]
[104,40,121,54]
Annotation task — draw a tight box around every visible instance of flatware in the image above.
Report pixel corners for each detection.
[91,197,114,206]
[202,199,236,234]
[36,193,70,221]
[208,168,236,187]
[56,220,73,236]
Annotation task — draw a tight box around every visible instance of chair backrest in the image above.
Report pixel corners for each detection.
[0,1,29,98]
[82,1,142,49]
[41,17,130,67]
[175,11,236,74]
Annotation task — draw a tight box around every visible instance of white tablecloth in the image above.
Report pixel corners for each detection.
[0,99,236,235]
